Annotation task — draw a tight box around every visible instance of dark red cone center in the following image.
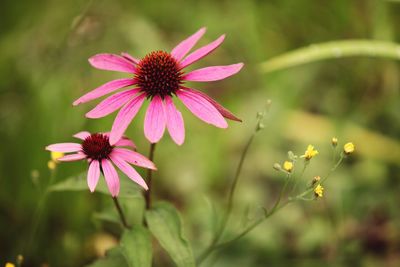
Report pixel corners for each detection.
[136,51,183,98]
[82,133,113,160]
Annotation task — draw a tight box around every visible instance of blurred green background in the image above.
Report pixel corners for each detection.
[1,0,400,266]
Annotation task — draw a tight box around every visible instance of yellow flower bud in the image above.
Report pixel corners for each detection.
[331,137,338,147]
[283,161,293,172]
[343,142,355,155]
[51,151,64,162]
[314,184,324,198]
[5,263,15,267]
[47,160,56,170]
[312,175,321,185]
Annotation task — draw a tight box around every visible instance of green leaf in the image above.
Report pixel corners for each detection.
[85,247,128,267]
[120,226,152,267]
[145,202,195,267]
[260,40,400,73]
[49,172,142,198]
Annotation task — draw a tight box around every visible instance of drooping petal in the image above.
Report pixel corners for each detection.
[73,78,137,106]
[85,88,140,119]
[73,131,91,140]
[164,96,185,145]
[181,87,241,122]
[87,160,100,192]
[115,138,136,149]
[183,63,243,82]
[176,89,228,128]
[58,153,87,162]
[109,93,146,145]
[113,148,157,170]
[179,34,225,69]
[46,143,82,153]
[89,53,136,73]
[101,159,120,197]
[171,27,206,61]
[121,52,139,64]
[144,95,166,144]
[109,153,148,190]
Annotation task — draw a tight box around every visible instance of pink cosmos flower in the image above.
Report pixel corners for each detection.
[45,131,156,197]
[73,27,243,145]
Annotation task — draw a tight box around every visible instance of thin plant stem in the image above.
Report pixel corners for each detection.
[25,167,57,257]
[197,133,256,264]
[144,143,157,210]
[290,160,308,194]
[112,197,131,229]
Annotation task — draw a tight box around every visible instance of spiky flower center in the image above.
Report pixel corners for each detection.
[82,133,113,160]
[136,51,183,98]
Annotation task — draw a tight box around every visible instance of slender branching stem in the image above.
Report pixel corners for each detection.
[112,197,131,229]
[144,143,157,210]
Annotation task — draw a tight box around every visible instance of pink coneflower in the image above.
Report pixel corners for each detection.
[73,27,243,145]
[45,131,156,197]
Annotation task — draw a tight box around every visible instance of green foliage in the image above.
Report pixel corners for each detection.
[260,40,400,73]
[120,227,152,267]
[146,202,196,267]
[85,248,128,267]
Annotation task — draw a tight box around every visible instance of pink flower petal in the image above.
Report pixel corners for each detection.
[73,131,91,140]
[87,160,100,192]
[58,153,87,162]
[73,78,137,106]
[121,52,139,64]
[113,148,157,170]
[89,53,136,73]
[181,87,242,122]
[115,138,136,149]
[164,96,185,145]
[171,27,206,61]
[144,95,166,143]
[101,159,120,197]
[176,89,228,128]
[85,88,140,119]
[183,63,244,82]
[46,143,82,153]
[179,34,225,69]
[109,154,148,190]
[109,93,146,145]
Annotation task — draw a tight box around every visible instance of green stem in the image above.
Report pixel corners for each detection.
[144,143,157,210]
[197,132,256,264]
[25,167,57,257]
[112,197,131,229]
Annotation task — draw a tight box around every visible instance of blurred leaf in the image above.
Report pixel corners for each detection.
[49,172,142,198]
[85,247,128,267]
[145,202,196,267]
[260,40,400,73]
[120,226,152,267]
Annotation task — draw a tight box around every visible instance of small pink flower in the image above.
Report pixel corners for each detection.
[74,27,243,145]
[45,131,156,197]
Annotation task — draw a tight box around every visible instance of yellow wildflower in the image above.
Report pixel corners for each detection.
[47,160,56,170]
[314,184,324,198]
[283,161,293,172]
[343,142,355,155]
[51,151,64,162]
[5,263,15,267]
[300,145,319,160]
[331,137,338,147]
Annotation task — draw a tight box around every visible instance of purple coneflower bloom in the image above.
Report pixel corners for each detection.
[46,131,155,197]
[73,27,243,145]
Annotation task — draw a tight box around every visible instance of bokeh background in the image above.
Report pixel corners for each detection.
[1,0,400,266]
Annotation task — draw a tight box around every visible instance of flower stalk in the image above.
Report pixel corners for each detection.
[144,143,157,210]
